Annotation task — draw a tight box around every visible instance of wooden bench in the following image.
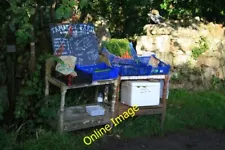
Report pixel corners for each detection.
[45,59,169,132]
[45,58,119,133]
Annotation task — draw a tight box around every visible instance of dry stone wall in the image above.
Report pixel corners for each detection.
[136,19,225,89]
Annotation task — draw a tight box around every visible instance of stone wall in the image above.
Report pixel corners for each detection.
[136,19,225,89]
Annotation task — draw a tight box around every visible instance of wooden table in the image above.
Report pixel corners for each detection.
[45,59,169,132]
[45,58,119,133]
[115,75,170,128]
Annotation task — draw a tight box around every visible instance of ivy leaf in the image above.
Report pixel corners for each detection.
[29,8,36,16]
[20,87,36,96]
[79,0,89,9]
[17,56,23,63]
[88,2,94,9]
[9,19,17,31]
[0,107,3,114]
[55,7,64,20]
[68,0,77,6]
[63,7,72,19]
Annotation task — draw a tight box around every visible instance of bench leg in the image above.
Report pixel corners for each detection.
[110,79,119,128]
[95,86,99,102]
[161,75,169,129]
[59,86,67,133]
[161,109,166,129]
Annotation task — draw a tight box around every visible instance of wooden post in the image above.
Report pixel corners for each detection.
[30,42,36,75]
[6,45,16,123]
[59,86,67,133]
[161,75,169,128]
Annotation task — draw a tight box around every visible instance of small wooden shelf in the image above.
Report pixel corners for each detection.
[63,105,112,131]
[117,102,164,116]
[49,105,112,132]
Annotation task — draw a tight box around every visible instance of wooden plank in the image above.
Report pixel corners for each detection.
[117,102,164,116]
[64,116,111,131]
[49,76,116,89]
[63,105,111,121]
[48,105,112,132]
[68,79,116,89]
[63,105,111,131]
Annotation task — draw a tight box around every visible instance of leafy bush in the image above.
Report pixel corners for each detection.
[0,129,17,150]
[102,38,130,56]
[21,132,85,150]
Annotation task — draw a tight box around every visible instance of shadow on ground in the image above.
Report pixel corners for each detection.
[91,129,225,150]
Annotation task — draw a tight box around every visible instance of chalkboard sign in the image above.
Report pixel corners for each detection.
[71,34,99,66]
[50,23,99,66]
[50,23,95,38]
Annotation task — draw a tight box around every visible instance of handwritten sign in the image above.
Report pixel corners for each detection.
[49,23,99,66]
[71,34,99,65]
[50,23,95,37]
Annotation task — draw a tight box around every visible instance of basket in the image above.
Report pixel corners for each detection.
[52,70,93,85]
[101,42,142,66]
[139,56,171,75]
[113,64,152,76]
[75,62,119,81]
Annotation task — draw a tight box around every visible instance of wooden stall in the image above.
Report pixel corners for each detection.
[45,23,170,133]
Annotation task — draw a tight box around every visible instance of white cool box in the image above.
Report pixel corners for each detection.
[121,81,169,107]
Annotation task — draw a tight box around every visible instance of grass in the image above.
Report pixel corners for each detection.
[113,89,225,139]
[1,89,225,150]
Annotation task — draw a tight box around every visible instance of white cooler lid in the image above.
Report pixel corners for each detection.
[123,81,160,86]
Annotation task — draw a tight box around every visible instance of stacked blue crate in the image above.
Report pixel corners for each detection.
[101,42,171,76]
[101,43,152,76]
[138,55,171,75]
[75,63,119,81]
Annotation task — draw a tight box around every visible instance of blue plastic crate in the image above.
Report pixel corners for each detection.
[113,64,152,76]
[75,62,119,81]
[151,61,171,75]
[139,56,171,75]
[101,43,144,66]
[138,56,151,65]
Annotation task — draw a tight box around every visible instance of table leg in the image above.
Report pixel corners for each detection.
[161,75,169,129]
[110,78,120,128]
[59,86,67,133]
[95,86,99,102]
[115,76,121,117]
[104,85,109,103]
[109,80,117,127]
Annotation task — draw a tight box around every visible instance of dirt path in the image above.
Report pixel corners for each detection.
[92,129,225,150]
